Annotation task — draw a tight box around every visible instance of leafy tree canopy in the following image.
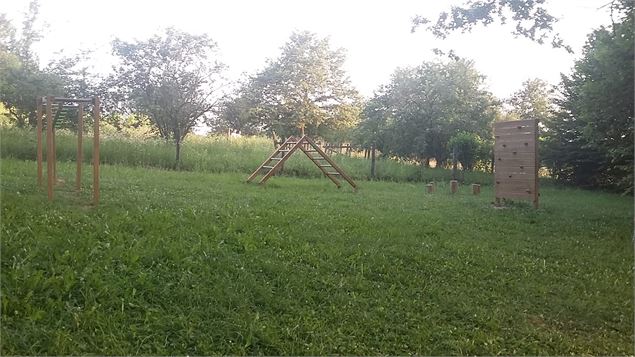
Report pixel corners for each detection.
[107,28,225,164]
[412,0,572,52]
[241,31,362,140]
[542,0,633,191]
[361,57,499,166]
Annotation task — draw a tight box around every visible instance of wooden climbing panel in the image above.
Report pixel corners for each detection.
[494,119,539,208]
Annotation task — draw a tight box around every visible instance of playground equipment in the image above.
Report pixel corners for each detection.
[36,96,101,204]
[493,119,539,208]
[247,135,357,190]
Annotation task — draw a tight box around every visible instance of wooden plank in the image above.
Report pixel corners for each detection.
[52,97,94,103]
[494,131,535,140]
[298,139,342,188]
[93,97,100,205]
[46,96,54,201]
[259,136,303,184]
[495,135,536,145]
[533,117,539,208]
[36,97,43,186]
[495,173,534,182]
[304,136,357,190]
[76,104,84,191]
[495,141,535,152]
[494,119,535,130]
[495,181,536,193]
[495,151,534,159]
[494,127,534,136]
[496,191,534,199]
[494,167,536,176]
[247,136,294,182]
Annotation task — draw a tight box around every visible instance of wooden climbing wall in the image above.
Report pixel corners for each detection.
[494,119,539,208]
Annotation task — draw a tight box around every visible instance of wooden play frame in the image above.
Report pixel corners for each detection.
[36,96,101,204]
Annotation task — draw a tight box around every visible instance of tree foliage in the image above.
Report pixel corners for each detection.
[228,31,361,140]
[448,131,491,171]
[412,0,571,52]
[0,1,97,127]
[506,78,553,122]
[361,58,498,166]
[107,28,225,164]
[543,0,633,191]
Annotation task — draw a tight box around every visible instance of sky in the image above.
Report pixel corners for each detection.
[4,0,613,99]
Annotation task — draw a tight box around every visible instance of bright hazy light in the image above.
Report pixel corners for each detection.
[4,0,612,98]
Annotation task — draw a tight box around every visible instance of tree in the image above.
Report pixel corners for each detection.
[412,0,572,52]
[208,79,262,136]
[0,1,93,128]
[363,57,499,167]
[448,131,490,171]
[243,31,362,141]
[108,28,225,165]
[507,78,553,122]
[543,0,633,191]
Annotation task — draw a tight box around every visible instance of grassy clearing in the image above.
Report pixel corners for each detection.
[0,127,493,184]
[1,158,632,355]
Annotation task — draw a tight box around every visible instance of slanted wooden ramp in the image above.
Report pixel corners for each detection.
[247,135,357,190]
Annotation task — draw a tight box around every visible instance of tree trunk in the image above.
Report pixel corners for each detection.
[424,157,430,168]
[370,144,376,179]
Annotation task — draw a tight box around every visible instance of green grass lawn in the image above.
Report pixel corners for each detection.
[1,158,633,355]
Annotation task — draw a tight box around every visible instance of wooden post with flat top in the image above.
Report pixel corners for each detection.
[76,103,84,191]
[46,96,54,201]
[450,180,458,194]
[36,97,43,186]
[92,97,100,205]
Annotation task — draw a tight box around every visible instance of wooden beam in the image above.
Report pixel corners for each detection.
[51,97,94,103]
[92,97,100,205]
[36,97,43,186]
[76,103,84,191]
[533,119,540,209]
[52,124,56,183]
[46,96,54,201]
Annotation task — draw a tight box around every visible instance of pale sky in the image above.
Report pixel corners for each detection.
[4,0,612,99]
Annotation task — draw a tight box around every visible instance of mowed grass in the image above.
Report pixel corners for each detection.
[1,158,633,355]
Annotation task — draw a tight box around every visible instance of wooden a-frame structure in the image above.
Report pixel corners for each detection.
[247,135,357,190]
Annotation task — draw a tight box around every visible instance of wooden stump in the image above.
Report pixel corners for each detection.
[426,183,434,193]
[472,183,481,195]
[450,180,458,194]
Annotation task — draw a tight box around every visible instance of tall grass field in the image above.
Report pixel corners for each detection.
[1,128,633,355]
[0,127,492,184]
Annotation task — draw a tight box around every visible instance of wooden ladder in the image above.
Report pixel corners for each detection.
[246,135,357,190]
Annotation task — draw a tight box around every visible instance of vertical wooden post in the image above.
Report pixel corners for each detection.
[472,183,481,195]
[52,118,56,183]
[450,180,458,194]
[36,97,43,186]
[92,97,100,205]
[76,104,84,191]
[533,119,539,209]
[426,183,434,193]
[452,146,458,180]
[46,96,54,201]
[370,144,376,179]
